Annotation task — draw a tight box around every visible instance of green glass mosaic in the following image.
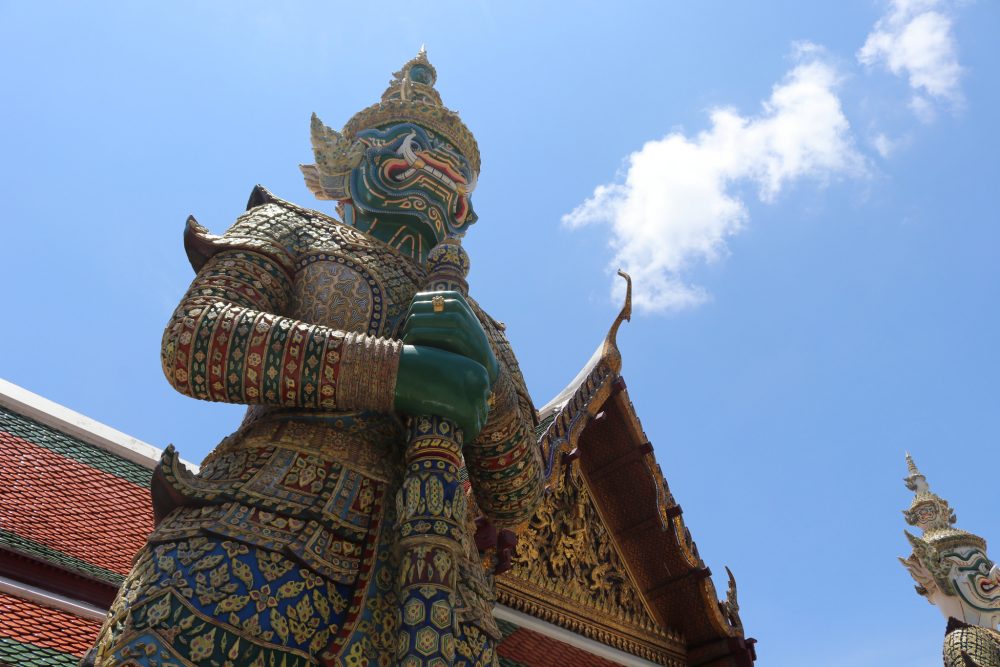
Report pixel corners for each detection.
[0,529,124,586]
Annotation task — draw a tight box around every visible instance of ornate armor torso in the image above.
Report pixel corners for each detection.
[90,190,534,667]
[261,196,425,336]
[227,192,427,436]
[90,49,542,667]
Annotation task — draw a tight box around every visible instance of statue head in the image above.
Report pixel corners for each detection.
[900,454,1000,628]
[301,49,480,263]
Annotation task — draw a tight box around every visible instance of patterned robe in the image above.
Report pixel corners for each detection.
[89,187,542,666]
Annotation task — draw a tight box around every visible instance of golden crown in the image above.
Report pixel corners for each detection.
[301,49,480,201]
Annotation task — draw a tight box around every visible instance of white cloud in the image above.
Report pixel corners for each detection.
[873,132,896,158]
[563,51,865,313]
[858,0,963,118]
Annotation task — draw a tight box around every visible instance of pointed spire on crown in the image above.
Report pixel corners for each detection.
[899,454,989,608]
[301,48,481,201]
[904,451,929,494]
[901,454,978,547]
[380,47,442,106]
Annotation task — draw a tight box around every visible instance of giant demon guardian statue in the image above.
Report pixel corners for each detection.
[901,455,1000,667]
[86,50,544,667]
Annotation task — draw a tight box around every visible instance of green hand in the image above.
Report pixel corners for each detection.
[394,345,491,442]
[402,291,499,385]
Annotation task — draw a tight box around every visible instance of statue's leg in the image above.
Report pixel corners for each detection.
[451,556,501,667]
[328,501,400,667]
[453,623,500,667]
[332,493,501,667]
[87,421,413,665]
[91,532,348,666]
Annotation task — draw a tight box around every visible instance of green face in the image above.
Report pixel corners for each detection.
[345,122,477,262]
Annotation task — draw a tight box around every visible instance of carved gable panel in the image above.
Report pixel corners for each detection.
[496,472,685,665]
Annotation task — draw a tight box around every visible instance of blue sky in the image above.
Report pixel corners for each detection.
[1,1,997,664]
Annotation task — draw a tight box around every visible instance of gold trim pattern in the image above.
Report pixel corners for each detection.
[336,332,401,413]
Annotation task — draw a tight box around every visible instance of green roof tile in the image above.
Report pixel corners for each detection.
[0,637,80,667]
[496,618,520,638]
[0,407,153,487]
[499,657,530,667]
[0,529,124,586]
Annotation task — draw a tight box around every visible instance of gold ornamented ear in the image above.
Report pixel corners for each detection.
[300,113,364,200]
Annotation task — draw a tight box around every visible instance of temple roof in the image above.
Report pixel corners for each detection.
[0,379,163,664]
[498,275,756,667]
[0,409,152,581]
[0,591,102,666]
[495,616,627,667]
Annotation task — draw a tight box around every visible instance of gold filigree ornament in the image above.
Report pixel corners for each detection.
[498,471,685,664]
[301,48,480,201]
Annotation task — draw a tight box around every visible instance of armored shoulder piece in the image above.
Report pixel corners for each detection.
[163,186,404,414]
[183,185,342,275]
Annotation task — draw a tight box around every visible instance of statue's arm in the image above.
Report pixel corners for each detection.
[400,291,543,526]
[463,309,544,528]
[161,247,400,412]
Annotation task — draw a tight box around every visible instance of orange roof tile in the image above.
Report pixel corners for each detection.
[0,591,102,658]
[0,431,153,576]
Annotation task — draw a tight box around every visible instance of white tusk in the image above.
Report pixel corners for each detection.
[398,131,419,165]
